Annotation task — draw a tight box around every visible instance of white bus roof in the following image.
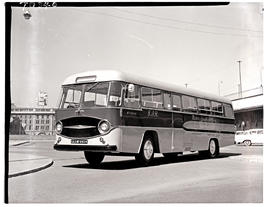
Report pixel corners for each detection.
[63,70,231,104]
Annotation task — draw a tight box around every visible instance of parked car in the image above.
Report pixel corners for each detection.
[235,129,263,146]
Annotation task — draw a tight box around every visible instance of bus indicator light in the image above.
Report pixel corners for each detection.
[99,137,106,144]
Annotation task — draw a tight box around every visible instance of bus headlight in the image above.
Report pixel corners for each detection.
[98,120,111,134]
[55,121,63,134]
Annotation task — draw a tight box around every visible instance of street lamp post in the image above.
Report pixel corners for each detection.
[218,81,223,96]
[237,60,243,98]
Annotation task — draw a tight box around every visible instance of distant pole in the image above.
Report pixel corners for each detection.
[218,81,223,96]
[260,67,263,89]
[185,83,188,88]
[237,60,242,98]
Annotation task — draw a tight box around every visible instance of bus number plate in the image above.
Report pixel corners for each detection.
[71,139,88,144]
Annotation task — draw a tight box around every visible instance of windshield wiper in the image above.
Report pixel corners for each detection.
[86,82,99,92]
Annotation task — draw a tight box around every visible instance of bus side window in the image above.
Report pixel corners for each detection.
[182,95,197,113]
[141,87,153,108]
[198,98,211,114]
[164,92,172,110]
[141,87,163,109]
[224,104,234,118]
[108,82,123,107]
[152,89,163,109]
[172,94,181,111]
[124,84,140,108]
[211,101,223,116]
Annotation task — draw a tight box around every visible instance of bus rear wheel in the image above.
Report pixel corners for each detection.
[135,137,154,166]
[84,151,105,167]
[208,139,219,158]
[199,139,219,158]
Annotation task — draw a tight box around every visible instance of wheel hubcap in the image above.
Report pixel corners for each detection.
[245,140,251,146]
[144,140,153,160]
[209,140,216,155]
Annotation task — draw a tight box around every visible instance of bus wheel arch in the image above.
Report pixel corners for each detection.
[199,138,220,158]
[135,130,160,166]
[142,130,160,153]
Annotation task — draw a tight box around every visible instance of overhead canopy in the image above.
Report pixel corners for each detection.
[232,94,263,112]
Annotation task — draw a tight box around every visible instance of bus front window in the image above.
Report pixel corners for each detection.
[83,82,109,107]
[60,81,124,109]
[61,85,83,109]
[108,81,124,107]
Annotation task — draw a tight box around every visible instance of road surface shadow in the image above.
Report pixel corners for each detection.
[63,152,242,170]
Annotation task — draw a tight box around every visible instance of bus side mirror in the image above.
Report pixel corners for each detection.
[127,84,135,93]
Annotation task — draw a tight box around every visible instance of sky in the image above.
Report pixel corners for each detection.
[10,2,263,108]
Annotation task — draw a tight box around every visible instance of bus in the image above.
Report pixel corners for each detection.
[54,70,236,166]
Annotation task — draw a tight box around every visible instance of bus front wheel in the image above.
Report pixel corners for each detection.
[84,151,105,167]
[135,137,154,166]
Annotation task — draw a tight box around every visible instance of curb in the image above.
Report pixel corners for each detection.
[8,159,54,178]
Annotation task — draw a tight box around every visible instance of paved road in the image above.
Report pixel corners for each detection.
[8,141,263,203]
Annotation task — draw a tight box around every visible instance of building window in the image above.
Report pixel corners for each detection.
[36,126,39,130]
[36,120,39,124]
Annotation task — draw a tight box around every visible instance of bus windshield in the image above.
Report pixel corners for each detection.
[60,81,124,109]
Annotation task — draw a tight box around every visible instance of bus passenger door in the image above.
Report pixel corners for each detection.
[172,113,185,152]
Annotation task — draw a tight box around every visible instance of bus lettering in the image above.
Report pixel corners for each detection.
[148,110,158,118]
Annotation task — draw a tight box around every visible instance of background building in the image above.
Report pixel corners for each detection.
[10,107,56,135]
[225,86,263,131]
